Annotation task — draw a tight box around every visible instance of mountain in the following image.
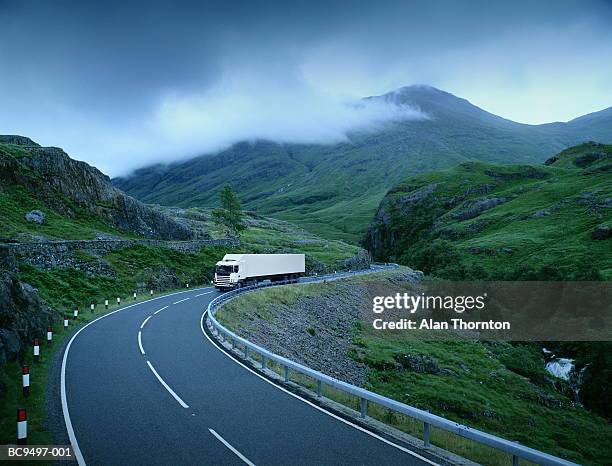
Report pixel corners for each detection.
[113,86,612,242]
[363,141,612,280]
[0,136,194,241]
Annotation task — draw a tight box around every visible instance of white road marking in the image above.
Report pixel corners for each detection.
[200,311,438,466]
[61,286,212,466]
[140,315,152,329]
[173,297,190,304]
[195,291,214,297]
[138,331,145,355]
[146,360,190,408]
[154,305,169,315]
[209,428,255,466]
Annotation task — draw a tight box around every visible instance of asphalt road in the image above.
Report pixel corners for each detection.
[62,282,436,465]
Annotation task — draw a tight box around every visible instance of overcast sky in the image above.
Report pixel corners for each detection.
[1,0,611,176]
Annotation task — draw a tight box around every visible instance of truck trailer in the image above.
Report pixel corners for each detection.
[214,253,305,290]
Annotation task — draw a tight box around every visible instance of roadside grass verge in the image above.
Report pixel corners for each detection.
[247,350,521,465]
[213,273,612,465]
[18,244,230,311]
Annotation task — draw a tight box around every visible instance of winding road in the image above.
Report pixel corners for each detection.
[61,282,437,465]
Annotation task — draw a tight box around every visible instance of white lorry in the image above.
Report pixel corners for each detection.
[214,253,305,290]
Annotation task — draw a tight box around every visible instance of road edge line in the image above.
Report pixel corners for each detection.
[60,286,211,465]
[199,310,438,466]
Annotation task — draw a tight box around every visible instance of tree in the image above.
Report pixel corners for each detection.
[212,184,246,237]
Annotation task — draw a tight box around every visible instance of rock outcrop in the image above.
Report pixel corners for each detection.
[0,136,196,240]
[0,249,58,365]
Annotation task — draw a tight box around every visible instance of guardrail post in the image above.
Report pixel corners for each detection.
[261,355,266,369]
[316,380,322,397]
[423,422,430,448]
[360,398,367,418]
[512,455,519,466]
[284,365,289,382]
[244,346,248,359]
[231,337,235,349]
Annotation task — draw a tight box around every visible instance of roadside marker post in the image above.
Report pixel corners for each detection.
[117,297,121,305]
[73,308,78,318]
[47,326,53,343]
[91,301,95,313]
[186,283,189,288]
[150,289,153,296]
[17,408,27,445]
[22,366,30,397]
[64,316,69,329]
[105,299,109,310]
[33,339,40,362]
[133,291,137,301]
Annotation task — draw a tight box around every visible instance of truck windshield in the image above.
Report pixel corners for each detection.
[216,265,237,274]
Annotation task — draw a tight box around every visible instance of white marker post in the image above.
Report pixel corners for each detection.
[22,366,30,397]
[186,283,189,288]
[90,301,95,313]
[117,297,121,306]
[17,408,27,445]
[133,291,137,301]
[73,308,78,318]
[150,289,153,296]
[64,316,69,329]
[105,299,109,310]
[33,339,40,363]
[47,326,53,343]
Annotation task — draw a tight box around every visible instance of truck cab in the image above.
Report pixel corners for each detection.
[214,258,244,289]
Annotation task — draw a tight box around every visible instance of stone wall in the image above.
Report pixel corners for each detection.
[0,238,239,270]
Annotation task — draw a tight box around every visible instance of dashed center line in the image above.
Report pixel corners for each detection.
[195,291,214,297]
[140,315,152,329]
[154,305,169,315]
[146,360,190,408]
[209,428,255,465]
[138,331,145,355]
[173,297,190,304]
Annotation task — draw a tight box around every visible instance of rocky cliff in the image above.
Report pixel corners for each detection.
[0,135,195,240]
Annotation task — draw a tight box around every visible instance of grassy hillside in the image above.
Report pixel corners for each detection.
[114,86,612,242]
[157,206,364,269]
[0,143,132,240]
[364,142,612,280]
[217,272,612,465]
[0,139,193,240]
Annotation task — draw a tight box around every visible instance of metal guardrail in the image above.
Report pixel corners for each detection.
[206,268,578,466]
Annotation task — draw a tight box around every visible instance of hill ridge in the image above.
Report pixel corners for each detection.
[113,85,612,242]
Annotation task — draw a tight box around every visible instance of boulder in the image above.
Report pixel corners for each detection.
[591,225,611,240]
[394,354,441,374]
[25,209,45,224]
[452,197,507,221]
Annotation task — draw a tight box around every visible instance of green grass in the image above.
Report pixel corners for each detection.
[159,206,364,269]
[0,185,130,240]
[365,142,612,280]
[18,244,231,310]
[216,273,612,465]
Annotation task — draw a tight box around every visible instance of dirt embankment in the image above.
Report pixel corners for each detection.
[219,268,422,386]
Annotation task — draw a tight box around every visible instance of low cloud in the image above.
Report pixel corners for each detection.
[144,85,425,167]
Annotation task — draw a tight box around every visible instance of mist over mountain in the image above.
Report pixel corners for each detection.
[114,86,612,242]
